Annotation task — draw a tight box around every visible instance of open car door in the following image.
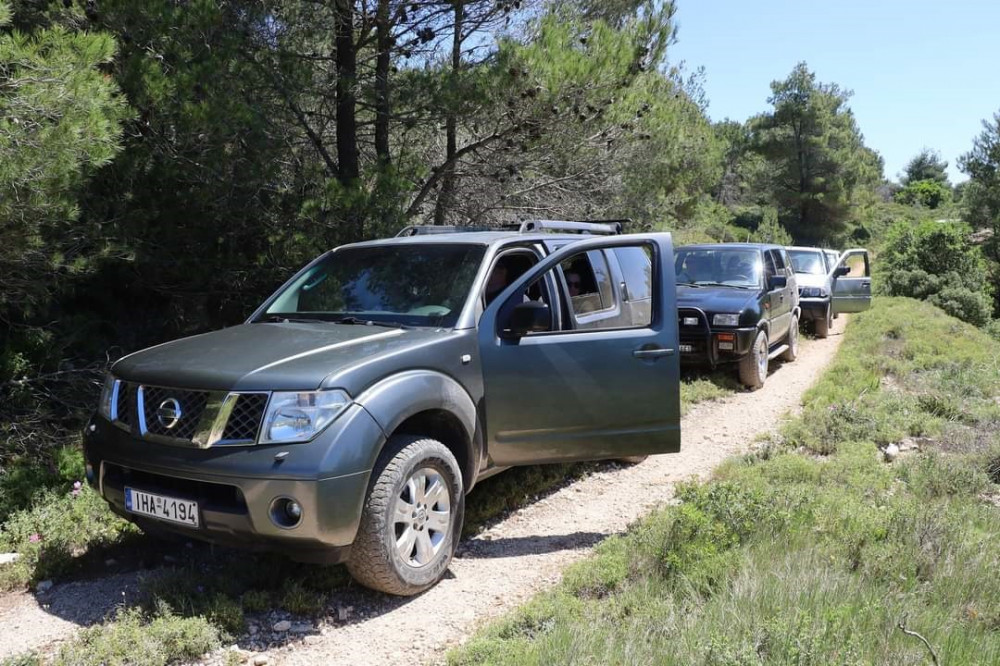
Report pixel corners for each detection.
[478,234,680,467]
[831,248,872,314]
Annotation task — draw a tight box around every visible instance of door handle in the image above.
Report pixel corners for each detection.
[633,347,674,359]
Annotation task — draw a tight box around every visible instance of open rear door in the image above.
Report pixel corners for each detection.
[477,234,681,466]
[831,249,872,314]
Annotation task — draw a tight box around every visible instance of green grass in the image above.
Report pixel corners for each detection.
[449,297,1000,665]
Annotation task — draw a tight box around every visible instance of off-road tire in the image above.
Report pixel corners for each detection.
[814,303,832,338]
[738,329,768,389]
[347,436,464,596]
[615,455,648,464]
[780,315,799,362]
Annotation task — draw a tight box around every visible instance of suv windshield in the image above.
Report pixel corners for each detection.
[787,250,827,275]
[262,244,486,328]
[674,248,761,288]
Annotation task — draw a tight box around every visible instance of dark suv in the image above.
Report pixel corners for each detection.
[83,221,682,596]
[674,243,800,388]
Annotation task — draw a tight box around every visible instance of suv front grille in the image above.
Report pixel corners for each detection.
[141,386,209,440]
[112,381,269,448]
[221,393,269,442]
[115,382,136,427]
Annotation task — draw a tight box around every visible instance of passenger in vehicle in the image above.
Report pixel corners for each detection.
[484,262,509,304]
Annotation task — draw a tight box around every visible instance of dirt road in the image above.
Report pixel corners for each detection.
[0,317,846,664]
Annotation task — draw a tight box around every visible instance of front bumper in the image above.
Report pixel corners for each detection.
[678,309,757,367]
[83,403,385,563]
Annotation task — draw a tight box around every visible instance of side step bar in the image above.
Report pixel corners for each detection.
[767,344,789,361]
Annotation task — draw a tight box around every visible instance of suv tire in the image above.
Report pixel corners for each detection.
[347,436,464,596]
[738,330,768,389]
[815,304,832,338]
[780,315,799,362]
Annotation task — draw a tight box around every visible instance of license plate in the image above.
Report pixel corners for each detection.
[718,342,734,351]
[125,487,199,527]
[679,344,694,353]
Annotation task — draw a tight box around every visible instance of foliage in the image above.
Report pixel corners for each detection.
[877,219,995,326]
[52,606,220,666]
[901,148,950,186]
[0,484,135,590]
[894,178,951,209]
[449,298,1000,665]
[750,62,883,244]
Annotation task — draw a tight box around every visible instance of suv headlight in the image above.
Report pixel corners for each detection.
[712,313,740,327]
[98,374,116,419]
[799,287,829,298]
[261,390,352,444]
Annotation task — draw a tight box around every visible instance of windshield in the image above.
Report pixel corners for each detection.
[674,248,761,288]
[788,250,827,276]
[262,244,486,327]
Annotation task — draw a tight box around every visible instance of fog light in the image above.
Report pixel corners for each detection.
[269,497,304,529]
[682,317,699,326]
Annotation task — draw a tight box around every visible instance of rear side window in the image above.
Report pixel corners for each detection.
[614,247,652,301]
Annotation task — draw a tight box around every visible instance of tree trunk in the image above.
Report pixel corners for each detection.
[374,0,391,167]
[334,0,362,238]
[434,0,463,226]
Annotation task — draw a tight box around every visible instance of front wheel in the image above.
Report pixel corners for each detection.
[347,436,464,596]
[738,330,768,389]
[815,303,832,338]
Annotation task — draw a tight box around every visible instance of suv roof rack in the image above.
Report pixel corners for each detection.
[395,224,519,237]
[395,219,627,238]
[517,219,625,235]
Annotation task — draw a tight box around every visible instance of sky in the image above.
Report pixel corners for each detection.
[668,0,1000,183]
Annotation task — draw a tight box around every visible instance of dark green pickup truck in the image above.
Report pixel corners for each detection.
[84,221,682,595]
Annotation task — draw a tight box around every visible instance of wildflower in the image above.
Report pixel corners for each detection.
[28,533,41,543]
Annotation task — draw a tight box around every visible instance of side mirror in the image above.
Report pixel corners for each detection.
[502,301,551,339]
[834,265,851,277]
[767,275,787,290]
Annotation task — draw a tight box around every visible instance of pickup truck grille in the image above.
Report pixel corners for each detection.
[220,393,269,443]
[141,386,209,440]
[112,381,269,447]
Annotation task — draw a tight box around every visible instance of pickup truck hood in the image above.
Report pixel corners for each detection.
[675,286,756,314]
[112,323,453,393]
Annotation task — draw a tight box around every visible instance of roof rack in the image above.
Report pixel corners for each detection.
[395,224,519,237]
[395,219,627,238]
[517,219,625,235]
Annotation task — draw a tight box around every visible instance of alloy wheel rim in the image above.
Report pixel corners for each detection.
[394,467,451,568]
[758,338,767,378]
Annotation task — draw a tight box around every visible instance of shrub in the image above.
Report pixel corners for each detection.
[878,220,995,326]
[894,179,951,209]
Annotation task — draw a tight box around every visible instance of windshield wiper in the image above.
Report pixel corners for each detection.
[696,282,756,290]
[258,315,326,324]
[334,316,411,329]
[676,281,702,288]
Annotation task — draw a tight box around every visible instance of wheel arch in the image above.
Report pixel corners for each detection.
[355,370,480,492]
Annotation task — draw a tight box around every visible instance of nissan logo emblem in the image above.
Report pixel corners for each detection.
[156,398,183,429]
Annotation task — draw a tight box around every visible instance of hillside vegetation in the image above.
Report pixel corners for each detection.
[450,298,1000,665]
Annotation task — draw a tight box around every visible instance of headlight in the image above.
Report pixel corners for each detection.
[712,313,740,327]
[261,390,352,444]
[98,374,116,419]
[799,287,828,298]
